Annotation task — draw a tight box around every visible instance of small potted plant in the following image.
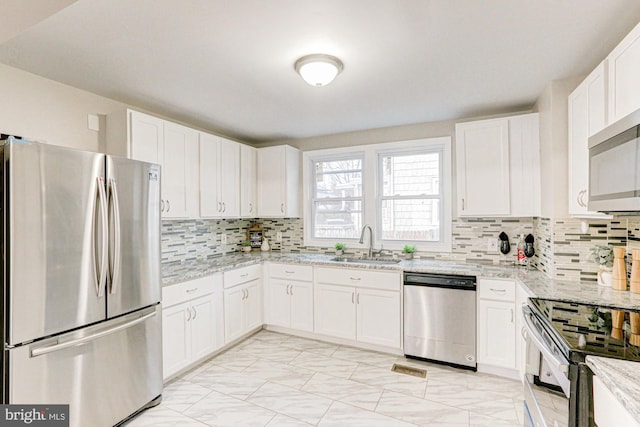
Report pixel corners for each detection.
[591,245,613,286]
[403,244,417,260]
[241,240,252,253]
[334,242,345,256]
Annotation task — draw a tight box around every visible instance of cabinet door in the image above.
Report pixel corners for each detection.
[219,138,240,217]
[130,111,163,164]
[163,122,196,218]
[244,280,263,331]
[456,118,510,216]
[190,293,217,361]
[224,286,245,343]
[608,22,640,123]
[162,302,191,379]
[199,133,221,217]
[568,63,609,218]
[240,144,257,217]
[257,146,285,217]
[477,299,516,369]
[268,279,291,328]
[314,283,356,340]
[356,288,400,348]
[290,281,313,332]
[509,114,540,217]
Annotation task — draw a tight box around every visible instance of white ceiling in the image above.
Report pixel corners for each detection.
[2,1,640,143]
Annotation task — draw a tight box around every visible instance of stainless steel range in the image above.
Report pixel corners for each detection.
[523,298,640,427]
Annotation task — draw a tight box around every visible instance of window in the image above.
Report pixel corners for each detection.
[311,156,364,239]
[303,138,451,252]
[379,150,443,243]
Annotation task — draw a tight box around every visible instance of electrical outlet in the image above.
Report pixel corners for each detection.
[487,238,498,252]
[221,233,227,244]
[276,232,283,242]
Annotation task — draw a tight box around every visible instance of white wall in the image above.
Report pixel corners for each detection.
[0,63,126,152]
[535,76,583,219]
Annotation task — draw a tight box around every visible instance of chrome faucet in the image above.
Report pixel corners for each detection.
[359,225,374,258]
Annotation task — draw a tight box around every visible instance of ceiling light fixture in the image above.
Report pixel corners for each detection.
[294,54,343,87]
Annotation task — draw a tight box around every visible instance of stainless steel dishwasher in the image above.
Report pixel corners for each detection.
[403,272,477,370]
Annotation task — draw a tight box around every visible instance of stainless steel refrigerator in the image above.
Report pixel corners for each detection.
[0,138,162,426]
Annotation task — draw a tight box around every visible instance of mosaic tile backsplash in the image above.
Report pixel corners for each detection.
[162,215,640,283]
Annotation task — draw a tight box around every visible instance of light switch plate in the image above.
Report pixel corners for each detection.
[221,233,227,244]
[276,232,283,242]
[487,238,498,252]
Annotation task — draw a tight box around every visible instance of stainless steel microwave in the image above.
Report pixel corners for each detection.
[588,108,640,213]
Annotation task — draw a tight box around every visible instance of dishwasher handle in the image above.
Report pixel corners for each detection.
[403,273,476,290]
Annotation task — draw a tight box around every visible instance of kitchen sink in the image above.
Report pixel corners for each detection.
[330,256,402,265]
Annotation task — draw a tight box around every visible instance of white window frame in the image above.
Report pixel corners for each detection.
[303,137,452,252]
[309,153,365,242]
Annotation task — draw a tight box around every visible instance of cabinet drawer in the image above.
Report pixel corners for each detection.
[478,278,515,302]
[224,264,261,288]
[269,263,313,281]
[163,274,220,308]
[315,267,401,291]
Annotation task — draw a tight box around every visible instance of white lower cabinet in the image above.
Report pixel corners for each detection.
[314,267,401,349]
[223,265,262,343]
[477,278,517,375]
[269,279,314,331]
[593,375,640,427]
[162,274,224,380]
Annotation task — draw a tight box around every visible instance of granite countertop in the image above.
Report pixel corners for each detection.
[162,251,640,311]
[586,356,640,424]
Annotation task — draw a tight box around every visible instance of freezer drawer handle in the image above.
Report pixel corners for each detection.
[30,311,157,358]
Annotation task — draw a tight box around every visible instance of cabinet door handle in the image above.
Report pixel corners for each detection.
[510,308,514,323]
[243,289,247,300]
[166,200,171,212]
[281,203,284,213]
[192,307,197,320]
[357,293,360,304]
[223,202,226,212]
[577,191,583,207]
[461,198,465,211]
[489,288,506,293]
[217,202,222,212]
[284,270,295,274]
[249,203,253,213]
[349,277,361,281]
[240,273,248,278]
[160,199,165,212]
[245,289,249,300]
[352,292,355,304]
[185,308,191,321]
[186,287,198,293]
[289,284,293,296]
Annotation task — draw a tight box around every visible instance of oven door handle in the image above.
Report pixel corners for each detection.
[522,305,571,398]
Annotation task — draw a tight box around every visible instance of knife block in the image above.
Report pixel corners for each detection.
[631,250,640,294]
[612,247,628,291]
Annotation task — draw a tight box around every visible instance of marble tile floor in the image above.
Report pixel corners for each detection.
[127,330,524,426]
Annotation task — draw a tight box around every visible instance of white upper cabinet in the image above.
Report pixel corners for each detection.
[456,118,510,216]
[456,113,540,217]
[608,21,640,124]
[240,144,258,218]
[257,145,301,218]
[568,62,610,218]
[115,110,198,219]
[199,133,240,218]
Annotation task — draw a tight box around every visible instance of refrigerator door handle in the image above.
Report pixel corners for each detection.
[108,178,122,294]
[30,310,157,358]
[95,177,109,297]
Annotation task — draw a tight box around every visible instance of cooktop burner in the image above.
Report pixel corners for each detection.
[529,298,640,362]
